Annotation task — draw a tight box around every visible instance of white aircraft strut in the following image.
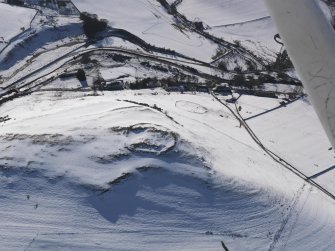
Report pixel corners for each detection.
[264,0,335,150]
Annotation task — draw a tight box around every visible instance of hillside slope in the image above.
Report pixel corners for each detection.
[1,90,335,250]
[0,3,36,51]
[0,0,335,250]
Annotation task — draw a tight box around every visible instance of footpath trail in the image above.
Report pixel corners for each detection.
[210,90,335,201]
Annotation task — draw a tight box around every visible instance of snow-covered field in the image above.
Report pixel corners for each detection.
[72,0,218,62]
[0,3,36,50]
[1,0,335,250]
[72,0,282,62]
[238,95,335,192]
[178,0,269,26]
[0,90,335,250]
[211,17,280,60]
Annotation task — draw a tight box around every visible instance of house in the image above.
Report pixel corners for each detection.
[213,83,232,96]
[196,85,209,93]
[99,81,124,91]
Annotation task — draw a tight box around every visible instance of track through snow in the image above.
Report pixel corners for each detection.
[268,183,306,251]
[1,0,335,250]
[1,91,335,250]
[211,91,335,201]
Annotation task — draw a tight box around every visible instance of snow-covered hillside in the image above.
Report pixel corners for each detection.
[0,0,335,250]
[178,0,269,26]
[1,90,335,250]
[72,0,219,62]
[0,3,36,51]
[72,0,281,62]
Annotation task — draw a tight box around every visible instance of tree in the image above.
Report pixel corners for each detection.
[232,74,246,87]
[80,12,108,38]
[218,61,227,71]
[8,0,24,6]
[272,50,294,71]
[194,21,204,31]
[76,69,86,82]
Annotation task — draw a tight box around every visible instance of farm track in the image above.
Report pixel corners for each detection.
[210,90,335,201]
[210,90,335,248]
[155,0,266,70]
[0,45,227,106]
